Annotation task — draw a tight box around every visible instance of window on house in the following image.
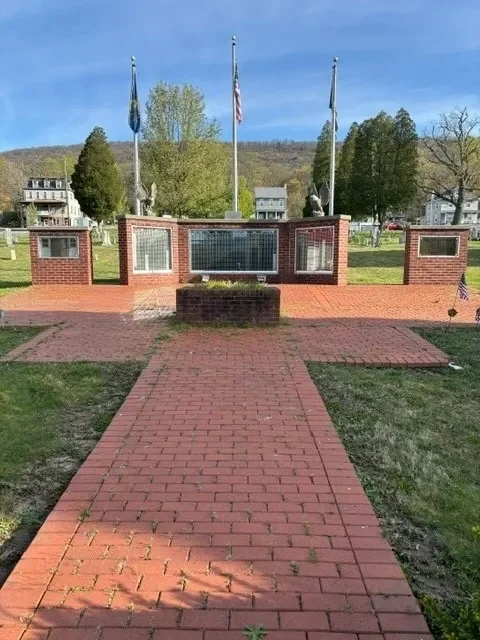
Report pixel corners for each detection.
[51,192,56,199]
[269,199,274,206]
[419,236,459,257]
[28,191,32,199]
[295,227,335,273]
[133,227,172,272]
[56,180,62,188]
[39,236,79,258]
[190,229,278,273]
[36,192,40,199]
[279,199,284,206]
[43,192,47,198]
[258,199,264,207]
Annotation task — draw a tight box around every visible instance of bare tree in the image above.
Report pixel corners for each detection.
[420,107,480,224]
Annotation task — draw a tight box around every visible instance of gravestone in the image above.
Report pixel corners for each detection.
[5,228,13,247]
[10,249,16,261]
[102,230,112,247]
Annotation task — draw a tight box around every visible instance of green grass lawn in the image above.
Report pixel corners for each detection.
[0,229,120,297]
[0,326,44,355]
[0,326,142,581]
[308,327,480,622]
[349,234,480,289]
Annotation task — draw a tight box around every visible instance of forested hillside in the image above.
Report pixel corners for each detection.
[1,140,316,190]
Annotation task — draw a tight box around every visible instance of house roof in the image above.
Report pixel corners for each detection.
[254,187,287,199]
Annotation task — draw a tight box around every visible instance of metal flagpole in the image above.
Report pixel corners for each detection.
[131,57,141,216]
[134,132,140,216]
[64,158,71,223]
[232,36,238,212]
[329,57,338,216]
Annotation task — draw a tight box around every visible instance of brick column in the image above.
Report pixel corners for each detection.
[29,227,93,285]
[333,216,349,285]
[404,225,469,285]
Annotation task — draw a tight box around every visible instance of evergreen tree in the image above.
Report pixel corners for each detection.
[141,83,229,217]
[71,127,123,222]
[350,109,418,242]
[312,121,331,189]
[392,108,418,210]
[335,122,358,216]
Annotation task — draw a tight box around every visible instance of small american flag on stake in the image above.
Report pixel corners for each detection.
[234,63,243,124]
[458,272,469,300]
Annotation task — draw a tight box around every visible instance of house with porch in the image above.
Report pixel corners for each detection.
[254,186,287,220]
[21,177,86,226]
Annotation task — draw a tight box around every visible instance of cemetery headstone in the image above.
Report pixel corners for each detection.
[5,228,13,247]
[10,249,16,261]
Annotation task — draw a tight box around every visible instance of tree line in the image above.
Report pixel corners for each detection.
[305,106,480,227]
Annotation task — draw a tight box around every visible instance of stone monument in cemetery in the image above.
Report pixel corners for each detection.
[138,182,157,216]
[5,228,13,247]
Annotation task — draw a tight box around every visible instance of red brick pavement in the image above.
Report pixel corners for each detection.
[0,282,468,637]
[1,282,471,364]
[0,325,436,639]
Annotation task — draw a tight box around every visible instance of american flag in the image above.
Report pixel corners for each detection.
[234,63,243,124]
[458,272,469,300]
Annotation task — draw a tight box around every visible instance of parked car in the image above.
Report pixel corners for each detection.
[385,222,404,231]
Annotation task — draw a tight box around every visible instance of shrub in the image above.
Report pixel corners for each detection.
[421,593,480,640]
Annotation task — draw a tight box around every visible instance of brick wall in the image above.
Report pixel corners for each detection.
[117,215,350,286]
[29,227,93,285]
[118,217,179,286]
[404,226,469,285]
[176,287,280,325]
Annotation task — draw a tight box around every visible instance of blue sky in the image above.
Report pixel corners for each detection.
[1,0,479,150]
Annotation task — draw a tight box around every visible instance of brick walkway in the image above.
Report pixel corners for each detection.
[1,325,437,639]
[1,282,474,637]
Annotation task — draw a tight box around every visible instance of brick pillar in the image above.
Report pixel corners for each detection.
[333,216,349,285]
[117,217,130,285]
[404,226,469,285]
[29,227,93,285]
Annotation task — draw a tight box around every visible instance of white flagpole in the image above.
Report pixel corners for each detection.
[132,57,141,216]
[232,36,238,212]
[329,56,338,216]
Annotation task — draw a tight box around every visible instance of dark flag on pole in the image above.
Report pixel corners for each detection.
[234,63,243,124]
[129,58,141,134]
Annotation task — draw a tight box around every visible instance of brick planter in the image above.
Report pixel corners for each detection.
[176,286,280,326]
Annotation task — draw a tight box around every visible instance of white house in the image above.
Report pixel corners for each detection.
[254,187,287,220]
[423,192,479,225]
[21,177,86,226]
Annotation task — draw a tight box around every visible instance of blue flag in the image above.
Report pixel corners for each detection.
[129,59,141,134]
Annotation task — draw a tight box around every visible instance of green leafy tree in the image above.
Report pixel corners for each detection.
[238,176,254,218]
[420,107,480,224]
[38,155,76,178]
[141,82,229,217]
[71,127,123,223]
[0,157,24,212]
[350,109,418,241]
[25,203,38,226]
[312,121,331,190]
[336,122,358,216]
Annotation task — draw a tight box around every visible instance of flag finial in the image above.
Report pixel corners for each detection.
[131,56,136,66]
[333,56,338,64]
